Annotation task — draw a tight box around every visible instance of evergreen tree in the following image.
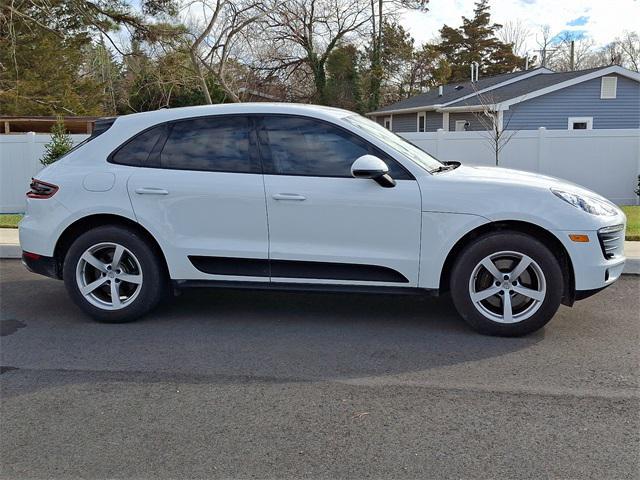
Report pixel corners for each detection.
[40,118,74,167]
[0,1,105,115]
[326,45,364,112]
[438,0,524,82]
[0,0,180,115]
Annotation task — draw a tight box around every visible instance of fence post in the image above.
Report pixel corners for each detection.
[536,127,546,173]
[436,128,444,158]
[26,131,38,180]
[636,128,640,205]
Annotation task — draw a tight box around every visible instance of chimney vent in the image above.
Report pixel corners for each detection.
[438,85,443,96]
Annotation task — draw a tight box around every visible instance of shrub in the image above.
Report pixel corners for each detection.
[40,117,73,166]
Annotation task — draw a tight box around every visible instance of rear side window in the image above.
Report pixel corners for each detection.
[111,125,165,166]
[260,116,412,179]
[159,116,255,173]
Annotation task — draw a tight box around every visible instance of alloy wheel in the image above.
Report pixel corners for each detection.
[468,251,546,324]
[75,242,143,310]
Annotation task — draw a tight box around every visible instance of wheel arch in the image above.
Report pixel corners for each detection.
[439,220,576,306]
[53,214,169,280]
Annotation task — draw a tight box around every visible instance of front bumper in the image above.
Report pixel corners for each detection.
[554,228,625,293]
[574,285,613,301]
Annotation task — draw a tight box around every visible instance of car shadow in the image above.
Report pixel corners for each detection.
[1,262,544,398]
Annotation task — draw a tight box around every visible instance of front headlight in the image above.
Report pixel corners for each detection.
[551,189,618,216]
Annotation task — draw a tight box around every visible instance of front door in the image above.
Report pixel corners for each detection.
[126,115,269,281]
[258,115,422,286]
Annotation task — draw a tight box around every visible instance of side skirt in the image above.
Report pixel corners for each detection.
[172,279,439,297]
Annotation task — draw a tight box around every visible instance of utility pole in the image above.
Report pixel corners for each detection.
[570,40,575,71]
[535,47,557,68]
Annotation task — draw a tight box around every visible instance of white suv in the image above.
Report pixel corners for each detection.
[19,104,626,336]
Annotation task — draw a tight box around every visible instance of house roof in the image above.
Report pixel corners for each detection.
[444,67,609,108]
[369,69,540,114]
[368,65,640,115]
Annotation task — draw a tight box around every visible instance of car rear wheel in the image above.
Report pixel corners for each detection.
[450,231,563,336]
[63,225,166,323]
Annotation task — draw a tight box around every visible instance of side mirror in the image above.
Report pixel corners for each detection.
[351,155,396,188]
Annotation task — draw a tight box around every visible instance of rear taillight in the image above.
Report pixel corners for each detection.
[27,178,58,199]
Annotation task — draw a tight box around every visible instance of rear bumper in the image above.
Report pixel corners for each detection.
[21,252,60,279]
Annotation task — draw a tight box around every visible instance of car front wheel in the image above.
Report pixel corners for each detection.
[63,225,166,323]
[450,231,564,336]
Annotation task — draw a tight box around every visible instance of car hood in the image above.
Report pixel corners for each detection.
[445,165,598,196]
[419,165,624,231]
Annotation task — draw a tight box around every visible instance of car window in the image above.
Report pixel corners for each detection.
[111,125,165,166]
[261,116,411,179]
[160,116,255,173]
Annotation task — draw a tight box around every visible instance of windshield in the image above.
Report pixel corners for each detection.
[344,114,443,173]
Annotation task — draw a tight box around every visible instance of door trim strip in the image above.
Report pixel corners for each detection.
[188,256,409,283]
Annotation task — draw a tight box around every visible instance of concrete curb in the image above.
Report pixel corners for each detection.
[624,259,640,275]
[0,245,21,259]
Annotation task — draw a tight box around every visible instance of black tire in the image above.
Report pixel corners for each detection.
[63,225,167,323]
[450,231,563,337]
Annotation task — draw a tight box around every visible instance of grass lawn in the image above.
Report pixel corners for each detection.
[0,214,22,229]
[1,206,640,240]
[622,206,640,241]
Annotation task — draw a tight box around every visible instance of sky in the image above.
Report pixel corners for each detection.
[401,0,640,52]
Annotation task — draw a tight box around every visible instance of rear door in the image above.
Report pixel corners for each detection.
[258,115,422,286]
[123,115,270,281]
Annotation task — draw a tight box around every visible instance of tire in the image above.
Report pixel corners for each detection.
[63,225,167,323]
[450,231,563,337]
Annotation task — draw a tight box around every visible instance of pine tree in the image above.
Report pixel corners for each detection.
[438,0,525,82]
[41,118,74,167]
[326,45,364,112]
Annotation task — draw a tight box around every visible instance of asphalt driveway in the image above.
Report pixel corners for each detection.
[1,259,638,479]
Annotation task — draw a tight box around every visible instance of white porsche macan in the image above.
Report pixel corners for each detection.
[19,104,626,336]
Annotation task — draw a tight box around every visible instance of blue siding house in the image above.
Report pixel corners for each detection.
[367,66,640,133]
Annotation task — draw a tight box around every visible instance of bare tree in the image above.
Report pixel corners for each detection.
[182,0,272,103]
[617,31,640,72]
[258,0,371,104]
[469,85,518,166]
[590,41,623,68]
[534,24,557,68]
[498,19,530,57]
[550,32,595,71]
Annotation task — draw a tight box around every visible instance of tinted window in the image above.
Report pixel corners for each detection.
[160,116,253,173]
[261,116,411,179]
[111,125,165,166]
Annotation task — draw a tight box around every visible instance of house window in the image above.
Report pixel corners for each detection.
[455,120,470,131]
[600,76,617,99]
[417,112,426,132]
[383,116,392,130]
[568,117,593,130]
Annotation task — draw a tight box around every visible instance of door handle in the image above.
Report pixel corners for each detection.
[135,187,169,195]
[272,193,306,201]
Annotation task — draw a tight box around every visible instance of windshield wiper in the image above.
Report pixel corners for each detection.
[430,164,455,174]
[430,161,461,174]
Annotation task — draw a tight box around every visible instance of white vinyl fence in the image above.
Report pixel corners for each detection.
[1,128,639,213]
[401,128,640,205]
[0,132,88,213]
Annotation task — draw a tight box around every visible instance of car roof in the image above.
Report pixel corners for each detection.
[112,103,354,131]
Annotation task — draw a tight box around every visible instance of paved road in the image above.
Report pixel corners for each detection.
[1,259,638,479]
